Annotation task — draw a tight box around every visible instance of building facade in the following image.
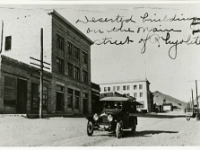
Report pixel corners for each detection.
[100,79,153,112]
[0,10,93,115]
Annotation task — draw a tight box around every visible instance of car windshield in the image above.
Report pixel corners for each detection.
[103,101,123,109]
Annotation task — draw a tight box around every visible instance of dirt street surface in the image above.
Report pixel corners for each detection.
[0,113,200,146]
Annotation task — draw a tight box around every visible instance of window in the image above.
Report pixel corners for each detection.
[139,84,143,89]
[117,86,120,91]
[134,93,137,97]
[5,36,12,50]
[113,86,116,91]
[74,46,80,59]
[75,90,80,109]
[74,66,80,80]
[123,85,126,90]
[108,87,110,91]
[56,57,64,74]
[127,85,130,90]
[83,71,88,83]
[68,88,73,108]
[104,87,107,92]
[68,42,73,56]
[140,92,143,97]
[68,62,73,77]
[4,76,17,107]
[57,35,64,55]
[133,85,137,90]
[83,52,88,64]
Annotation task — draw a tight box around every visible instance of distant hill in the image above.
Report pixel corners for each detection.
[153,91,187,109]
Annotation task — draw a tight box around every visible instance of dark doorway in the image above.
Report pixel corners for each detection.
[83,93,88,114]
[31,83,39,114]
[56,92,64,111]
[17,79,27,114]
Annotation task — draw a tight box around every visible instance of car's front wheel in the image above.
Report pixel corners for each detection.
[116,120,123,138]
[87,121,94,136]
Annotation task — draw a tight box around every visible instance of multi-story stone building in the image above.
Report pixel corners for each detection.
[100,79,153,112]
[0,10,93,115]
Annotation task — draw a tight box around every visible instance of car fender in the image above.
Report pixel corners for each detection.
[129,116,137,125]
[86,115,94,122]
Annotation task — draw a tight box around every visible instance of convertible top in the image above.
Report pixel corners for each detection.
[100,97,130,102]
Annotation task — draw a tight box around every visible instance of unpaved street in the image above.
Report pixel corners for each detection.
[0,113,199,146]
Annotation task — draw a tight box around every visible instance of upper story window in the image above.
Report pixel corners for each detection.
[127,85,130,90]
[5,36,12,51]
[68,42,73,56]
[68,62,73,78]
[74,46,80,59]
[83,52,88,64]
[56,57,64,74]
[104,87,107,92]
[113,86,116,91]
[74,66,80,80]
[140,92,143,97]
[139,84,143,89]
[134,93,137,97]
[108,87,110,91]
[117,86,120,91]
[133,85,137,90]
[123,85,126,90]
[83,70,88,84]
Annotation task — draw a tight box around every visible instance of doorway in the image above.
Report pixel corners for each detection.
[17,79,27,114]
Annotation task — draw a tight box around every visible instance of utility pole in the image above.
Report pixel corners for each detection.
[195,80,199,111]
[191,88,194,114]
[30,28,50,118]
[39,28,44,119]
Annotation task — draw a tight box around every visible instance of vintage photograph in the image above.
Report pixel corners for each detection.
[0,2,200,146]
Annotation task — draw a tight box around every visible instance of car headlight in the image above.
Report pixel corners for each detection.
[93,113,99,121]
[107,115,113,122]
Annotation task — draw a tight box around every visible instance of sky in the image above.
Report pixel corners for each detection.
[0,2,200,102]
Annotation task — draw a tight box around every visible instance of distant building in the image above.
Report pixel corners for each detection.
[0,10,93,115]
[99,79,153,112]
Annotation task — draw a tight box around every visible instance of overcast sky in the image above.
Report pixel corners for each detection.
[0,3,200,102]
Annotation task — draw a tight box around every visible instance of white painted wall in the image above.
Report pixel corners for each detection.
[1,10,52,72]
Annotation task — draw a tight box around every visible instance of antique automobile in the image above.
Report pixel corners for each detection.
[86,97,138,138]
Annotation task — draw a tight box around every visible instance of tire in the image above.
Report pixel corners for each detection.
[131,125,136,134]
[87,121,94,136]
[186,116,190,121]
[116,120,123,138]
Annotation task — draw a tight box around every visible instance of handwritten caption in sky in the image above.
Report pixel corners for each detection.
[76,12,200,59]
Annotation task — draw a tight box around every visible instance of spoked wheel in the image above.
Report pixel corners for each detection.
[87,121,94,136]
[116,120,123,138]
[131,125,136,134]
[186,116,190,121]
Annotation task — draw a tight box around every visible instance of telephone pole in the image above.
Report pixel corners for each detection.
[195,80,199,111]
[30,28,50,118]
[191,88,194,114]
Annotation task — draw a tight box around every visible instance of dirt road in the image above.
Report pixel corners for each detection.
[0,114,199,146]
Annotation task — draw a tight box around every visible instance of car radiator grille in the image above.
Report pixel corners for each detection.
[99,115,108,124]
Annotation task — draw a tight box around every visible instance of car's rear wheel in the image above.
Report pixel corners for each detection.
[116,120,123,138]
[87,121,94,136]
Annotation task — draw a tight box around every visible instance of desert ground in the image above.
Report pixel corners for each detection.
[0,112,199,146]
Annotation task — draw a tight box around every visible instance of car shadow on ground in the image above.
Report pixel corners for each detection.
[124,130,179,138]
[93,130,178,138]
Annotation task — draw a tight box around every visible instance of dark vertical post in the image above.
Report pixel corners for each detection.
[195,80,199,112]
[0,20,3,53]
[39,28,43,118]
[192,88,194,115]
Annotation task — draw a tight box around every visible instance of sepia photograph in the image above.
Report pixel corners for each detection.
[0,1,200,146]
